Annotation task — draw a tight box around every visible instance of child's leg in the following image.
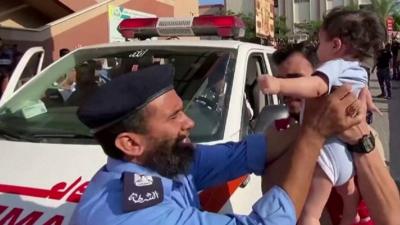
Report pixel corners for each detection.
[298,165,333,225]
[336,177,360,225]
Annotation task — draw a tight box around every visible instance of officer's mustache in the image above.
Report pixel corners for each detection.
[144,136,195,178]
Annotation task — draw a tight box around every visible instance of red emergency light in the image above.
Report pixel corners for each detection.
[118,15,246,40]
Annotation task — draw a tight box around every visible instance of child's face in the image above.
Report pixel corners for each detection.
[317,30,335,62]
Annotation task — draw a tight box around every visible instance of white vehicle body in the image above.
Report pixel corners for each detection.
[0,40,279,225]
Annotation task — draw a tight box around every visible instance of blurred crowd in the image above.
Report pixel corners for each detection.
[372,37,400,100]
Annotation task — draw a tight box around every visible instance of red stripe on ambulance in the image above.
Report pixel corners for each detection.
[0,205,64,225]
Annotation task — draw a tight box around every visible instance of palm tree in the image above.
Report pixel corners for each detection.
[346,0,359,10]
[370,0,398,26]
[392,13,400,31]
[294,20,322,41]
[275,16,290,41]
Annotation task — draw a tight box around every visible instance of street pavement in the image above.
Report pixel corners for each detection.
[369,72,400,181]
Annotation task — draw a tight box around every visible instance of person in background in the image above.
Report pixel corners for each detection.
[0,70,8,99]
[391,39,400,80]
[58,48,77,93]
[66,61,98,106]
[95,60,111,84]
[0,38,12,98]
[373,43,392,99]
[10,44,22,71]
[259,8,385,225]
[59,48,70,58]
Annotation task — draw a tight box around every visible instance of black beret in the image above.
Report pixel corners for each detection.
[77,64,174,132]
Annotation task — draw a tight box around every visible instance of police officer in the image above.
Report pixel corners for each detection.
[70,64,365,225]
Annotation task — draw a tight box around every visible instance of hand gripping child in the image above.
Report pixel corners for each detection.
[259,7,385,225]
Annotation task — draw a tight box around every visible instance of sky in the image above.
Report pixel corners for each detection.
[199,0,224,5]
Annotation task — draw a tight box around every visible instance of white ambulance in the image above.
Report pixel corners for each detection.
[0,16,285,225]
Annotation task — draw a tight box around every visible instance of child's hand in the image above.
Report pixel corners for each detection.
[367,101,383,116]
[258,75,281,94]
[346,87,383,117]
[365,88,383,116]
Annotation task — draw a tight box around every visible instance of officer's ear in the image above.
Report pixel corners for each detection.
[115,132,145,158]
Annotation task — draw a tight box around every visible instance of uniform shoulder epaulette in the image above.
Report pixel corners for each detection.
[122,172,164,212]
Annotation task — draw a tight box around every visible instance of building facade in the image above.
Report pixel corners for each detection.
[225,0,256,15]
[225,0,275,39]
[199,4,225,15]
[0,0,198,64]
[255,0,275,38]
[174,0,199,17]
[276,0,373,39]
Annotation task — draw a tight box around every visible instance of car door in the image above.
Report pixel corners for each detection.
[241,52,275,137]
[208,50,278,216]
[0,47,45,104]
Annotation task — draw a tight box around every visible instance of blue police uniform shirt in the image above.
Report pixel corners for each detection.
[69,134,296,225]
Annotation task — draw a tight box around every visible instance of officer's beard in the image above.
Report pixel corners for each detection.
[143,136,195,178]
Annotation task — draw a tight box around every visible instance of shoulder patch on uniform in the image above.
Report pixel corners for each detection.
[122,172,164,212]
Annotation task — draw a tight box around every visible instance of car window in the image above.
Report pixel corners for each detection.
[266,53,279,76]
[241,53,271,136]
[13,51,43,92]
[266,53,284,104]
[0,46,237,144]
[245,54,269,117]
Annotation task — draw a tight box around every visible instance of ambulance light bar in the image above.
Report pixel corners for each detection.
[118,16,245,39]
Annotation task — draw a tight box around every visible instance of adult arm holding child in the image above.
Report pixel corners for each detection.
[339,88,400,225]
[263,85,363,217]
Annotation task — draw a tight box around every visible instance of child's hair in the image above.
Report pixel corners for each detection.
[321,7,386,60]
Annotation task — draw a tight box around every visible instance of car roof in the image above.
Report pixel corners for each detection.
[77,40,275,51]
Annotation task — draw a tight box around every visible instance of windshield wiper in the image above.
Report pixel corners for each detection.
[0,128,40,142]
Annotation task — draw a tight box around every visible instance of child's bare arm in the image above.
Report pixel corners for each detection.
[365,88,383,116]
[258,75,329,98]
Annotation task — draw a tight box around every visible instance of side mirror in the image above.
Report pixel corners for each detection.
[253,105,289,133]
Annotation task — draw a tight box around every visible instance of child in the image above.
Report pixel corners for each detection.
[259,8,385,225]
